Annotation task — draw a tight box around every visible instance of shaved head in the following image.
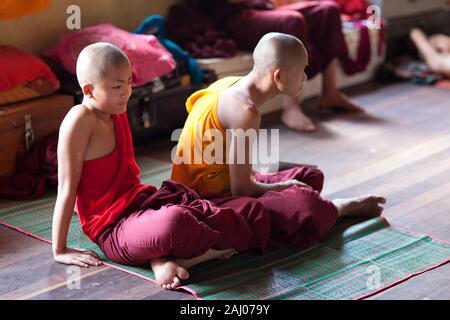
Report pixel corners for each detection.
[76,42,130,87]
[252,32,308,75]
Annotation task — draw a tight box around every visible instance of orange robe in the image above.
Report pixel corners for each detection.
[171,76,339,249]
[171,76,241,198]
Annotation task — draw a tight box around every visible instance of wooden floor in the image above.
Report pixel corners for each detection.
[2,81,450,300]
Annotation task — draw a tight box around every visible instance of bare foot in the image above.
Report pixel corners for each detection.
[319,91,364,113]
[333,195,386,218]
[150,258,189,290]
[217,249,238,260]
[281,107,316,132]
[150,249,237,290]
[409,28,448,74]
[175,248,237,269]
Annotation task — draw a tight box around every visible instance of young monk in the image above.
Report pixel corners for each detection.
[53,42,280,290]
[410,28,450,78]
[172,32,386,249]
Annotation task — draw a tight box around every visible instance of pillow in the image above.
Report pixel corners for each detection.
[43,23,177,87]
[0,45,60,105]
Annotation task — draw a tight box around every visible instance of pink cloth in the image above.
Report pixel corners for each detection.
[96,168,338,267]
[43,24,176,87]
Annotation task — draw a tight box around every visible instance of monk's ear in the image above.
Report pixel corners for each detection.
[273,68,282,85]
[82,83,94,98]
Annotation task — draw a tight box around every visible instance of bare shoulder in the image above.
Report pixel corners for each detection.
[58,104,97,154]
[218,92,261,130]
[60,104,96,136]
[57,105,97,186]
[230,100,260,130]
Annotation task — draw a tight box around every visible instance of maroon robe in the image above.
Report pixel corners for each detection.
[199,0,348,79]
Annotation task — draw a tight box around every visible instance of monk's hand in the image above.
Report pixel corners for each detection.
[278,179,313,191]
[54,247,103,268]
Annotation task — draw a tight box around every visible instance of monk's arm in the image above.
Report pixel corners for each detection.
[52,108,100,267]
[227,107,306,197]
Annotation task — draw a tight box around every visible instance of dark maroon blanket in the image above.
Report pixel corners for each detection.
[0,131,58,200]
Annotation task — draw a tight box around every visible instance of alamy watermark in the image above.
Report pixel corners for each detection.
[366,265,381,290]
[66,266,81,290]
[171,127,280,172]
[367,5,382,30]
[66,5,81,30]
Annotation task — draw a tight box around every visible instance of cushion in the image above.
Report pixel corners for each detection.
[0,45,60,105]
[43,23,177,87]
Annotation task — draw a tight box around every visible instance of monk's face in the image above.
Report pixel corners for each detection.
[275,56,308,97]
[90,62,133,115]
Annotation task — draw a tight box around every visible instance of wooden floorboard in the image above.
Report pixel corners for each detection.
[1,82,450,300]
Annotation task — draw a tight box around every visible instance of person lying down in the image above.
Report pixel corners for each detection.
[410,28,450,78]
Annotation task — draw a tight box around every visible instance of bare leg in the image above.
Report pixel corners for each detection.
[333,195,386,218]
[410,28,450,77]
[281,93,316,132]
[319,58,364,112]
[150,248,236,290]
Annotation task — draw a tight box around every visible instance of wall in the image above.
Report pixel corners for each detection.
[0,0,179,55]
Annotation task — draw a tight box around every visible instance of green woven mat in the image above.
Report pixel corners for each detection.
[1,156,450,300]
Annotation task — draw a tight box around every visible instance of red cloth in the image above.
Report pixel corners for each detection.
[75,113,157,242]
[96,168,338,266]
[329,0,386,74]
[253,166,338,248]
[0,45,59,92]
[340,20,371,75]
[329,0,370,19]
[0,131,58,200]
[96,179,271,265]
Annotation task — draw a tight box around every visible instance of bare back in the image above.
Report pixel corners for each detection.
[217,86,262,196]
[217,86,261,132]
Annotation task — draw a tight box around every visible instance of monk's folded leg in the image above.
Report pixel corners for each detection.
[224,8,308,52]
[96,205,221,266]
[258,186,338,249]
[254,166,324,192]
[207,196,271,253]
